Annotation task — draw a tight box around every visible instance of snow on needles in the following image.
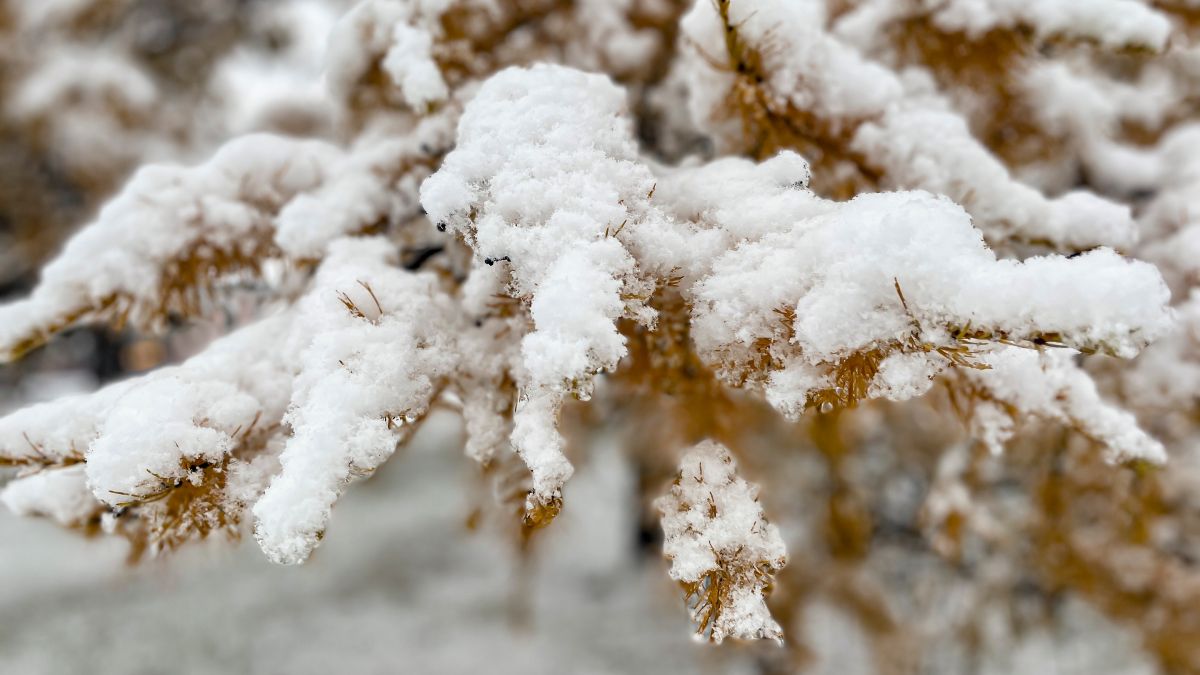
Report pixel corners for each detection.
[0,134,340,360]
[325,0,451,111]
[929,0,1171,51]
[0,312,292,551]
[253,237,460,564]
[275,111,457,260]
[679,0,1142,251]
[655,441,788,643]
[0,53,1178,575]
[689,189,1171,445]
[421,64,656,507]
[962,348,1168,464]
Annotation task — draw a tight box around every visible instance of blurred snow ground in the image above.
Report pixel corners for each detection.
[0,408,1163,675]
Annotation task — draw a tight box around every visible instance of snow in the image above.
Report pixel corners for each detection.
[836,0,1172,53]
[2,49,1176,574]
[1117,293,1200,414]
[0,416,1163,673]
[253,237,460,564]
[10,49,157,122]
[929,0,1171,50]
[563,0,662,78]
[0,311,292,540]
[87,376,258,503]
[853,106,1140,251]
[380,23,449,109]
[0,416,758,675]
[451,267,524,466]
[275,112,456,260]
[0,1,1191,662]
[869,352,942,402]
[7,46,166,179]
[325,0,451,111]
[965,348,1168,464]
[636,151,821,280]
[211,0,338,135]
[0,135,340,359]
[1017,60,1175,196]
[680,0,902,148]
[1,466,96,526]
[421,64,656,505]
[680,0,1142,251]
[690,189,1171,416]
[655,441,787,644]
[0,382,132,467]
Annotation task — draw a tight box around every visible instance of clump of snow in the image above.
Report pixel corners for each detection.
[3,43,176,186]
[1116,293,1200,414]
[929,0,1171,51]
[0,135,340,359]
[835,0,1172,53]
[86,377,259,505]
[679,0,901,149]
[632,151,821,281]
[690,189,1172,414]
[1017,60,1173,196]
[655,441,787,643]
[869,352,943,402]
[0,383,133,467]
[325,0,451,111]
[852,107,1140,251]
[963,348,1167,464]
[0,312,293,530]
[253,237,460,564]
[211,0,338,135]
[679,0,1141,251]
[275,112,456,260]
[560,0,665,79]
[421,64,657,505]
[0,466,98,527]
[10,49,157,124]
